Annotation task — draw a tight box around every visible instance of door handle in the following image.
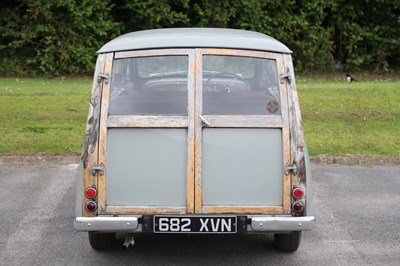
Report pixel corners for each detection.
[199,115,211,127]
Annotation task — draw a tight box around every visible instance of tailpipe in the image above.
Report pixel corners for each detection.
[122,235,135,250]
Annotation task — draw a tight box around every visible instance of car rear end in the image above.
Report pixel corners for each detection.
[74,28,315,252]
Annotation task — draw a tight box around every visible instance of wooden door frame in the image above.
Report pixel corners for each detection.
[94,48,292,216]
[97,49,196,215]
[193,49,292,215]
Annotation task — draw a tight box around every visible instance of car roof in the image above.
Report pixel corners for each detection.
[97,28,292,54]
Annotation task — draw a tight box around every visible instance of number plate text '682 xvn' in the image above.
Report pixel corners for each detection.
[153,216,237,233]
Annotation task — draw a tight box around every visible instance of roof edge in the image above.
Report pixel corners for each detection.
[97,28,292,54]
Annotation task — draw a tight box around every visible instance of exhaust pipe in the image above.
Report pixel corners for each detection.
[122,235,135,250]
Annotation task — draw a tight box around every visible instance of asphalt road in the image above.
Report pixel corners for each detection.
[0,163,399,265]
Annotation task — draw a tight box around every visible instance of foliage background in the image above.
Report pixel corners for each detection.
[1,0,399,76]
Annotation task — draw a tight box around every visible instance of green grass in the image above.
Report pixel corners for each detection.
[0,75,399,157]
[0,77,91,155]
[297,75,400,157]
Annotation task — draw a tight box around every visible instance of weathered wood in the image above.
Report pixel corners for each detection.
[200,206,284,215]
[186,50,196,214]
[194,49,203,214]
[192,48,293,214]
[203,115,284,128]
[97,48,299,217]
[283,53,307,216]
[115,49,193,59]
[107,115,188,128]
[198,48,279,60]
[278,55,292,214]
[81,54,106,217]
[97,53,113,214]
[105,206,187,215]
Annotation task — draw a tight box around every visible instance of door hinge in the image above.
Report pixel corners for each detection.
[280,69,292,84]
[91,163,104,176]
[285,163,297,175]
[97,73,110,84]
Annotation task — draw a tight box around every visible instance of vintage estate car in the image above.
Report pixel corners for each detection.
[74,28,315,252]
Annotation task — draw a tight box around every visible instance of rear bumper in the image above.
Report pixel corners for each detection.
[250,216,315,232]
[74,217,139,231]
[74,215,315,232]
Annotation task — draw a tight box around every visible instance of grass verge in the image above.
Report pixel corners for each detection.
[297,75,400,157]
[0,77,91,155]
[0,75,399,156]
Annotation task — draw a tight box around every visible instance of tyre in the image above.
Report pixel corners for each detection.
[274,231,302,252]
[88,232,116,250]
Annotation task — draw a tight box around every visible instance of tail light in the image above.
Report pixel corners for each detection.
[85,187,97,199]
[292,187,304,199]
[292,201,304,212]
[86,201,98,212]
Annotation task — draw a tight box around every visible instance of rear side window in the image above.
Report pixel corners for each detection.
[109,56,188,115]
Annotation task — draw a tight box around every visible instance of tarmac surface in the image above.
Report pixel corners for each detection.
[0,159,399,265]
[1,155,399,166]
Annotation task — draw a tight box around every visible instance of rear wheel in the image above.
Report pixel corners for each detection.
[274,231,302,252]
[88,232,116,250]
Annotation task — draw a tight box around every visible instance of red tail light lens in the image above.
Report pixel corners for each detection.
[292,188,304,199]
[86,201,98,212]
[85,187,97,199]
[292,201,304,212]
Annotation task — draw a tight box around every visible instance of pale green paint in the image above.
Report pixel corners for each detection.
[106,128,187,206]
[98,28,292,54]
[202,128,283,206]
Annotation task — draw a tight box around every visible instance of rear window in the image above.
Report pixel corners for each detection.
[108,54,281,116]
[203,56,256,79]
[109,56,188,115]
[202,55,280,115]
[137,56,187,78]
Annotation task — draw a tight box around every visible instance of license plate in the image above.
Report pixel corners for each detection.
[153,216,237,233]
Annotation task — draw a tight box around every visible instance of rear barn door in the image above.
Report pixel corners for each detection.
[97,49,291,216]
[194,49,291,215]
[97,49,196,215]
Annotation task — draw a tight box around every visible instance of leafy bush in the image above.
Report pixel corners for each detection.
[0,0,399,75]
[0,0,118,76]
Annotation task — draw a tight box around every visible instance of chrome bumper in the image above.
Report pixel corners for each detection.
[74,216,314,232]
[74,217,139,231]
[251,216,315,232]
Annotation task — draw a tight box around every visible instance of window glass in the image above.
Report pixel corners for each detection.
[109,56,188,115]
[202,55,280,115]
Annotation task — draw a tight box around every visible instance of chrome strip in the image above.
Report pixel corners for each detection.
[251,216,315,231]
[74,217,139,231]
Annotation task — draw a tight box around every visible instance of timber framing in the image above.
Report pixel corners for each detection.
[84,48,301,216]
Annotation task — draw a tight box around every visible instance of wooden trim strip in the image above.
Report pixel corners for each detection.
[203,115,284,128]
[194,49,203,213]
[105,206,187,215]
[97,53,114,214]
[200,206,284,215]
[107,115,188,128]
[115,49,193,59]
[82,54,106,217]
[277,54,292,214]
[284,54,307,216]
[198,48,279,60]
[186,50,196,214]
